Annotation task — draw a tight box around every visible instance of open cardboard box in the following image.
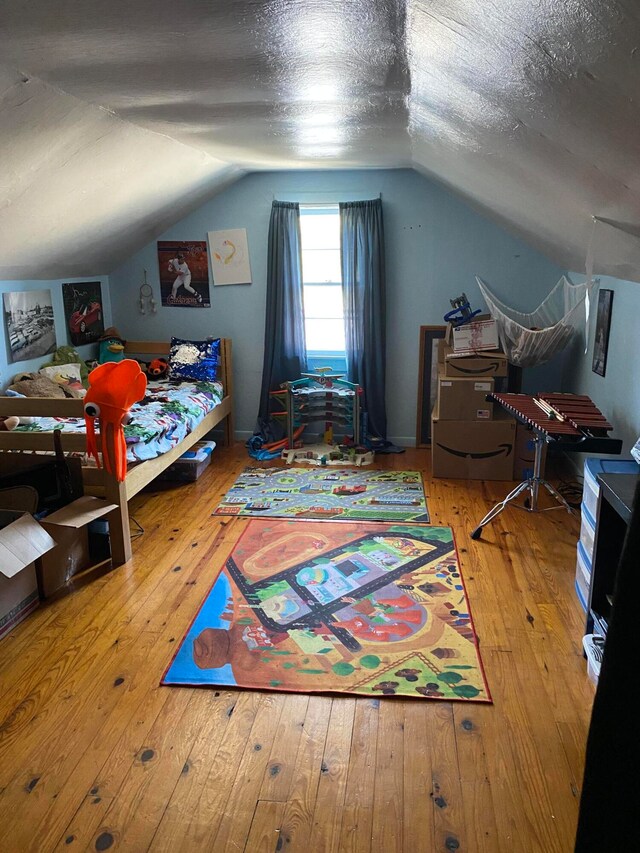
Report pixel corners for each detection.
[0,510,57,639]
[38,496,117,598]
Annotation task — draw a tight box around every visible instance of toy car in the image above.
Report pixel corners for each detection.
[333,484,366,496]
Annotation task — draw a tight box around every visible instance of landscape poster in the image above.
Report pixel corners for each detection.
[3,289,57,363]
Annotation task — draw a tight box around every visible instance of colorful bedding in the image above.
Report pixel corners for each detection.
[13,379,224,463]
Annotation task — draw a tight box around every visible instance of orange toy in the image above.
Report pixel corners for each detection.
[84,359,147,482]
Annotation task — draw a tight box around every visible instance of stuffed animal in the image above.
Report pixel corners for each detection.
[147,358,169,379]
[84,359,147,482]
[8,372,70,398]
[0,416,19,431]
[98,327,126,364]
[41,345,91,388]
[4,389,36,424]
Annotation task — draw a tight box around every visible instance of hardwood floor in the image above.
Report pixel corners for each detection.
[0,445,593,852]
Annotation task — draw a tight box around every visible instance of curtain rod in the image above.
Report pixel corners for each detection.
[272,192,382,202]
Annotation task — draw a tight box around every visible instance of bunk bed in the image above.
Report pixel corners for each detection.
[0,338,234,566]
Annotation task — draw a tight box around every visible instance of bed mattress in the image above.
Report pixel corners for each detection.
[13,379,224,463]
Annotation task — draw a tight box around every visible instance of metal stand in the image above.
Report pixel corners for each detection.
[470,433,574,540]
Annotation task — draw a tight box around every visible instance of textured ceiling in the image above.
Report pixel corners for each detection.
[1,1,640,280]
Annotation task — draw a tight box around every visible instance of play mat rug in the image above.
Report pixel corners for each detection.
[212,467,430,523]
[163,520,490,702]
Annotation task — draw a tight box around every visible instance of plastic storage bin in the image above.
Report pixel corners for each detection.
[575,577,588,613]
[156,441,216,483]
[579,503,596,564]
[575,542,591,612]
[583,458,639,522]
[582,634,603,687]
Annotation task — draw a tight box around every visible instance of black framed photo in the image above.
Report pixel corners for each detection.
[62,281,104,346]
[592,289,614,377]
[416,325,447,446]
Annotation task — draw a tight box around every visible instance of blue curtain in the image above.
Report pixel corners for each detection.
[257,201,307,430]
[340,198,387,439]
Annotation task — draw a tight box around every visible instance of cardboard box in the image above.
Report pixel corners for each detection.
[437,368,494,421]
[431,405,516,480]
[38,496,117,597]
[156,440,217,483]
[513,422,547,480]
[448,318,499,353]
[0,510,56,639]
[442,342,508,379]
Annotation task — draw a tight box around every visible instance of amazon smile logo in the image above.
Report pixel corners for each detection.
[436,442,513,459]
[449,362,501,375]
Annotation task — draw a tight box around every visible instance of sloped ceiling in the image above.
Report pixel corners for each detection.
[1,0,640,280]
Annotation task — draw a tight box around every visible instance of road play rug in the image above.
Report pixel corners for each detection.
[212,467,430,523]
[163,520,490,702]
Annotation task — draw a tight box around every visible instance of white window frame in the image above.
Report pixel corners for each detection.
[300,204,345,358]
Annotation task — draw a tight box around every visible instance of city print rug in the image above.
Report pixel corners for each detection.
[163,520,491,702]
[212,467,430,523]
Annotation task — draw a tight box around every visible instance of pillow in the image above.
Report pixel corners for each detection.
[39,363,86,398]
[168,337,220,382]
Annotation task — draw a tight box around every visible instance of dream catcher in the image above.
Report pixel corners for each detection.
[139,269,157,314]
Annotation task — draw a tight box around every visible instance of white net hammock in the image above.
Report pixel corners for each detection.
[476,275,593,367]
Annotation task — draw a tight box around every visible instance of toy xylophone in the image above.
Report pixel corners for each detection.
[490,392,622,455]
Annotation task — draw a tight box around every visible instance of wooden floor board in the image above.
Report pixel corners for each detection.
[0,445,594,852]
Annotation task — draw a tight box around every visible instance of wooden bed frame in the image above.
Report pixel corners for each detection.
[0,338,234,567]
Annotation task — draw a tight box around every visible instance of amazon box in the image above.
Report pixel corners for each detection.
[442,343,508,379]
[38,496,117,597]
[437,368,494,421]
[431,405,516,480]
[0,511,56,639]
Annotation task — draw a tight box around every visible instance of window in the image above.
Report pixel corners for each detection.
[300,205,345,367]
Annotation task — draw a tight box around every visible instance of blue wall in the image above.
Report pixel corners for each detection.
[563,274,640,456]
[1,276,112,387]
[109,169,564,443]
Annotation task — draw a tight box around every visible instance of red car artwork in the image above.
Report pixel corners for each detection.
[69,301,102,334]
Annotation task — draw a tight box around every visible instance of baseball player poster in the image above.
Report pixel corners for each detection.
[157,241,211,308]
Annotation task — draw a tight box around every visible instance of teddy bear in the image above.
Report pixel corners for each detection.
[147,358,169,379]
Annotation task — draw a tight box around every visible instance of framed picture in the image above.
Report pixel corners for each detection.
[157,241,211,308]
[62,281,104,346]
[592,289,614,377]
[208,228,252,285]
[3,289,57,364]
[416,325,447,447]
